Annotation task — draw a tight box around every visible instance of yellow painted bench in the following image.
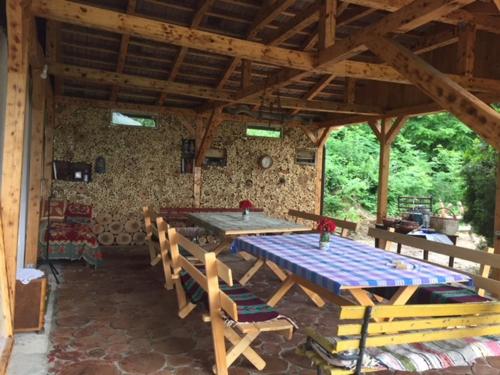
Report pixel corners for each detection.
[302,301,500,374]
[288,209,359,238]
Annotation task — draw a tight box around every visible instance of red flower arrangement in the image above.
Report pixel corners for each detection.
[317,218,337,234]
[239,200,254,210]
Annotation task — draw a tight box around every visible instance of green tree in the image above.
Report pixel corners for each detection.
[462,140,496,245]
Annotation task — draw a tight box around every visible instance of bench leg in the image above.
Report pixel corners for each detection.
[266,261,325,308]
[225,330,261,369]
[224,327,266,370]
[178,302,197,319]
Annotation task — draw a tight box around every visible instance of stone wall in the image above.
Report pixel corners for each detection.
[52,104,318,243]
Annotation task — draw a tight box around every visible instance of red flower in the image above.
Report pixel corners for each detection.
[239,200,254,210]
[316,218,337,234]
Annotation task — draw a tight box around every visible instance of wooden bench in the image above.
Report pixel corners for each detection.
[157,217,294,375]
[368,227,500,300]
[288,209,358,238]
[142,206,161,267]
[303,302,500,374]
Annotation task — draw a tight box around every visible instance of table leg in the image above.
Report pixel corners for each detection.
[267,275,295,307]
[448,256,455,268]
[239,259,265,286]
[388,285,418,305]
[265,261,325,308]
[397,243,402,254]
[213,238,232,256]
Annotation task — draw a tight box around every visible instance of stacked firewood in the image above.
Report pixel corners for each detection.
[91,212,146,246]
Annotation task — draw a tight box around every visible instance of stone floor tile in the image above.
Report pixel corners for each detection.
[118,352,166,374]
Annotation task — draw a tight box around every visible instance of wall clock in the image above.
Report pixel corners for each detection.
[259,155,273,169]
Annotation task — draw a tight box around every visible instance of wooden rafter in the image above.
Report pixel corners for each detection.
[110,0,137,101]
[317,0,474,66]
[158,0,215,104]
[493,0,500,11]
[366,36,500,149]
[32,0,500,93]
[216,1,292,91]
[343,0,500,34]
[49,63,384,115]
[266,2,320,46]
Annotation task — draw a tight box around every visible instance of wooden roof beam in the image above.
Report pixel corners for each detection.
[366,36,500,149]
[494,0,500,11]
[457,22,476,78]
[31,0,500,93]
[49,63,383,115]
[318,0,475,66]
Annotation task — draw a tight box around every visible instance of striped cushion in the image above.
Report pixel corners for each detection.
[367,284,491,304]
[416,284,491,304]
[180,270,280,323]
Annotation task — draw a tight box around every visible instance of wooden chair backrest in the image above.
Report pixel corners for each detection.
[142,206,158,239]
[157,218,238,321]
[368,227,500,298]
[309,302,500,353]
[288,209,358,237]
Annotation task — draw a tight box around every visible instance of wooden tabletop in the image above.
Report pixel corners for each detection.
[187,212,310,236]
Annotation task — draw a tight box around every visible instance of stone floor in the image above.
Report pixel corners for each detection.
[46,247,500,375]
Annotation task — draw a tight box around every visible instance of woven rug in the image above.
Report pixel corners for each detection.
[307,335,500,372]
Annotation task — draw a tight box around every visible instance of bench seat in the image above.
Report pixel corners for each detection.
[180,269,286,324]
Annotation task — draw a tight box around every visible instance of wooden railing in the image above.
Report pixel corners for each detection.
[368,227,500,298]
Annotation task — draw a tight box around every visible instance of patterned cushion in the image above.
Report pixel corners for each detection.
[41,200,66,222]
[416,284,491,304]
[65,202,93,224]
[180,270,280,323]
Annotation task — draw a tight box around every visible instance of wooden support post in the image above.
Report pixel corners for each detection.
[195,108,223,167]
[43,85,55,197]
[319,0,337,50]
[314,127,333,214]
[377,128,391,224]
[493,153,500,280]
[0,214,13,339]
[370,117,408,223]
[3,0,30,316]
[241,60,252,89]
[25,73,46,267]
[457,22,476,78]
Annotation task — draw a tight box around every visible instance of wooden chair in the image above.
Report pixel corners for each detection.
[143,206,162,267]
[302,301,500,374]
[288,209,358,238]
[157,217,294,375]
[368,227,500,300]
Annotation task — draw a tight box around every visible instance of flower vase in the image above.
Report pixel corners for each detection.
[242,208,250,221]
[319,233,330,250]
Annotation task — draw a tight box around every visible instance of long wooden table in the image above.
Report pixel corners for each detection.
[231,233,473,312]
[187,212,326,306]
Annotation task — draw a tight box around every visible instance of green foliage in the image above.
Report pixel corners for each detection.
[323,112,481,223]
[462,140,496,245]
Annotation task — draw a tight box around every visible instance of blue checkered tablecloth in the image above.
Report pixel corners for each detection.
[230,233,473,295]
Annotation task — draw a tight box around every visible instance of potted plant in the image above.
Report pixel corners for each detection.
[239,200,254,221]
[317,218,337,250]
